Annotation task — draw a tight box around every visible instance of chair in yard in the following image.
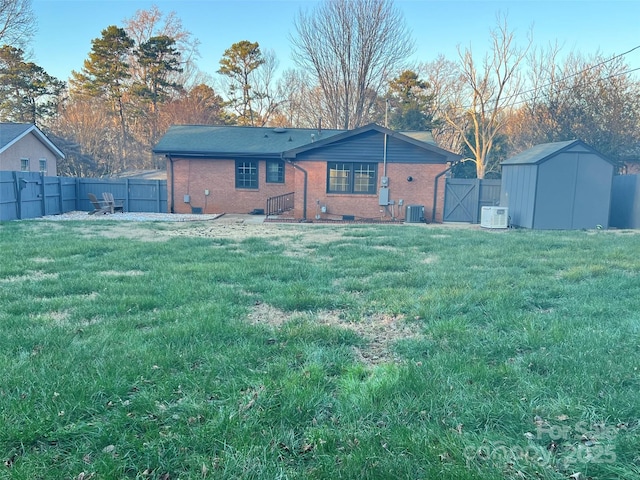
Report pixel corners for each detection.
[102,192,124,213]
[88,193,111,215]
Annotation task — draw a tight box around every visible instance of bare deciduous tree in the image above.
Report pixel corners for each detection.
[123,5,200,88]
[418,56,467,154]
[291,0,413,130]
[249,49,283,126]
[444,15,531,178]
[508,48,640,166]
[51,97,126,175]
[0,0,35,48]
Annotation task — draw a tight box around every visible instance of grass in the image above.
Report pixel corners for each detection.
[1,219,639,479]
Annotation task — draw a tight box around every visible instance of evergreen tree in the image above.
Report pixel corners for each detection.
[133,35,182,113]
[0,45,64,124]
[386,70,438,131]
[70,25,134,145]
[132,35,182,166]
[217,40,265,126]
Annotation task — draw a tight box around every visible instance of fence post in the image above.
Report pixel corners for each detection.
[473,179,481,223]
[75,177,80,211]
[40,172,46,216]
[13,172,21,219]
[58,176,64,213]
[125,178,130,212]
[156,180,161,213]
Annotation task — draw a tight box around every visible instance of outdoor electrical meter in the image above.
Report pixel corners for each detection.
[381,176,389,187]
[379,187,389,206]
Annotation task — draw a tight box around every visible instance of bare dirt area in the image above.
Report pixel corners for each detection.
[33,211,478,244]
[248,302,425,365]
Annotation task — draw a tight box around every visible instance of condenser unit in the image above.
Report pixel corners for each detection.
[481,206,509,229]
[405,204,425,223]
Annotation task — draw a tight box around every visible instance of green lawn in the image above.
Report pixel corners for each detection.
[1,220,639,479]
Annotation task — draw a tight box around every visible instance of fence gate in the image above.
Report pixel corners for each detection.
[443,178,501,223]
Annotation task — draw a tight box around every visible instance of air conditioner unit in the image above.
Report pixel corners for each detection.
[481,206,509,229]
[405,204,425,223]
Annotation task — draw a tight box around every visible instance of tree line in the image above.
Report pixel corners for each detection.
[1,0,639,178]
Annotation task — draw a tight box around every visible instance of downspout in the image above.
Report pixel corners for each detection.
[383,133,388,178]
[168,154,175,213]
[286,155,308,221]
[383,100,389,177]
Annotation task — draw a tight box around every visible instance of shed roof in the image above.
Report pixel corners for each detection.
[153,125,345,158]
[501,139,613,166]
[0,123,65,158]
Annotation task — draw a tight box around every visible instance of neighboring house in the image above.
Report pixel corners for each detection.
[153,123,461,221]
[0,123,65,176]
[500,139,614,229]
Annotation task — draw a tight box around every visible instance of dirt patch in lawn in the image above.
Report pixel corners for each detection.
[248,302,424,365]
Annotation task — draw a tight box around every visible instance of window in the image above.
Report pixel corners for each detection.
[39,159,47,173]
[327,162,377,194]
[235,160,258,189]
[266,160,285,183]
[20,158,29,171]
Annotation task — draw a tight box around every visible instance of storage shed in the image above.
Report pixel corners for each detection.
[500,140,614,229]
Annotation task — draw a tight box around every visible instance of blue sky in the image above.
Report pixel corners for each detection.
[31,0,640,83]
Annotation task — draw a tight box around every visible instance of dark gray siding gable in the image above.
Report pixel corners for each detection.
[293,130,449,164]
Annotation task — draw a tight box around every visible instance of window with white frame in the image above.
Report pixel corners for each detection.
[39,159,47,173]
[20,158,29,171]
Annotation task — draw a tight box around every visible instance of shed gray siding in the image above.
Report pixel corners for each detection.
[501,141,613,230]
[535,152,613,229]
[534,153,579,229]
[500,164,537,228]
[572,153,613,229]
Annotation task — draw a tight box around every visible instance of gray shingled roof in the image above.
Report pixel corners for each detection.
[400,131,436,144]
[0,123,32,151]
[501,140,579,165]
[153,125,346,157]
[0,122,65,158]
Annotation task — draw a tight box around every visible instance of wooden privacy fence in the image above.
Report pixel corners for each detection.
[0,171,167,220]
[443,178,502,223]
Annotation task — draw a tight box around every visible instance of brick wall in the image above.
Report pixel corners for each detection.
[169,158,295,214]
[295,161,448,222]
[169,157,448,221]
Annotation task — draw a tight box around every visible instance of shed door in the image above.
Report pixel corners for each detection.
[534,156,578,229]
[572,154,613,229]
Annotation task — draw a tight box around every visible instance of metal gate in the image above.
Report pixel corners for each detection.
[443,178,501,223]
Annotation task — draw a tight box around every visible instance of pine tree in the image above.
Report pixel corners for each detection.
[0,45,64,124]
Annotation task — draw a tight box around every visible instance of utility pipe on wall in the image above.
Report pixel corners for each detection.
[287,158,308,221]
[167,154,175,213]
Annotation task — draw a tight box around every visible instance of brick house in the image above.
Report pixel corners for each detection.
[153,123,460,222]
[0,123,64,176]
